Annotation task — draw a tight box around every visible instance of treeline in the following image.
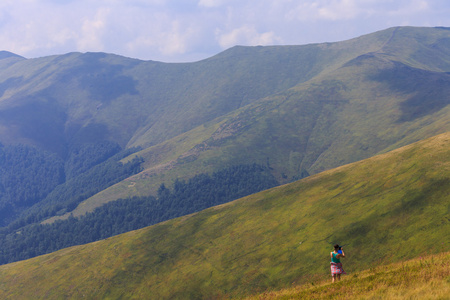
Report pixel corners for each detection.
[0,164,278,264]
[64,141,122,180]
[157,163,279,216]
[0,145,65,225]
[7,148,143,231]
[0,142,126,227]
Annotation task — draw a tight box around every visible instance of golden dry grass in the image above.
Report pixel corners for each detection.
[247,252,450,300]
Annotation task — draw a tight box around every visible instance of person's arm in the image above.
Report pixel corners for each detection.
[339,249,346,258]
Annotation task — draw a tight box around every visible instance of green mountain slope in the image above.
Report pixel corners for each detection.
[0,26,449,260]
[76,26,450,212]
[0,37,369,153]
[0,132,448,299]
[1,27,448,157]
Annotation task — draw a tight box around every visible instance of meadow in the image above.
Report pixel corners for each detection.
[0,132,448,299]
[247,252,450,299]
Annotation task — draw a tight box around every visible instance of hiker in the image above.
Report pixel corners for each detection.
[330,244,346,283]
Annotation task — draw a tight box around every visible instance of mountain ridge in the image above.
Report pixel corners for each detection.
[0,27,448,151]
[0,25,449,258]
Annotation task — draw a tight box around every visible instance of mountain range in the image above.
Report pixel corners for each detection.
[0,25,449,272]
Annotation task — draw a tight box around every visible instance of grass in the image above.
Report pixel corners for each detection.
[246,252,450,299]
[0,132,448,299]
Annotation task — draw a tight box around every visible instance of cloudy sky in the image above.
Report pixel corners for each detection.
[1,0,449,62]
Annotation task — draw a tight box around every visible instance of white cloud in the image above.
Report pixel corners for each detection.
[286,0,371,22]
[285,0,434,22]
[77,7,110,52]
[0,2,73,55]
[317,0,360,20]
[388,0,430,16]
[198,0,225,8]
[217,25,281,49]
[158,20,194,55]
[0,0,448,62]
[111,6,204,60]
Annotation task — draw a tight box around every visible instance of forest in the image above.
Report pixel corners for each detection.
[0,163,278,264]
[0,144,65,225]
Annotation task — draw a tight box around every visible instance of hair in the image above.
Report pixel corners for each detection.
[334,244,340,250]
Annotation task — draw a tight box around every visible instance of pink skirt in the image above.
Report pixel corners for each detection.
[330,262,346,275]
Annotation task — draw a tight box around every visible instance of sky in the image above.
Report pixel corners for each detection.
[0,0,449,63]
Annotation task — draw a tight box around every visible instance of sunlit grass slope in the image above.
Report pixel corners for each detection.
[247,252,450,299]
[0,132,449,299]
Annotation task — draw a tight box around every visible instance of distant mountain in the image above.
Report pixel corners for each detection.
[0,26,449,255]
[75,26,450,215]
[0,51,23,60]
[0,132,448,299]
[1,27,449,157]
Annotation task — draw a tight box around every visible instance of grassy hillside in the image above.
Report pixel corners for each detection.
[0,26,449,223]
[0,26,449,267]
[246,252,450,299]
[0,132,448,299]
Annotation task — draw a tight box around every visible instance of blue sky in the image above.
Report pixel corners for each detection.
[1,0,449,62]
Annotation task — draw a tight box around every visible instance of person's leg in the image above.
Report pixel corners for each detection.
[337,274,341,281]
[332,274,336,283]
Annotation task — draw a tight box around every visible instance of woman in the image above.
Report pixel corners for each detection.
[330,244,346,283]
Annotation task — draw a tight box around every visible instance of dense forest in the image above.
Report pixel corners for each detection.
[0,164,278,264]
[13,151,143,228]
[0,144,65,226]
[0,142,142,228]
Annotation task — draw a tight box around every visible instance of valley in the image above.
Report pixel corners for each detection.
[0,26,448,298]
